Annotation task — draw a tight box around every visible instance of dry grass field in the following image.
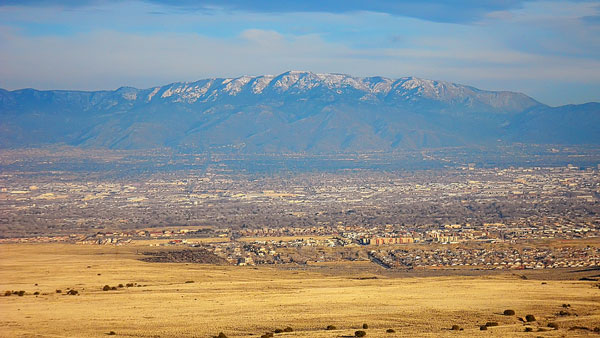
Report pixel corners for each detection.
[1,244,599,338]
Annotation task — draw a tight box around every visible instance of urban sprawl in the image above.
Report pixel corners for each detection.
[1,163,599,271]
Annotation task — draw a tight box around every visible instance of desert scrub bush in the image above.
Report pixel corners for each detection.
[273,329,283,333]
[260,333,273,338]
[480,325,488,330]
[503,309,515,316]
[126,283,134,287]
[185,280,194,283]
[524,327,533,332]
[215,333,227,338]
[111,286,117,290]
[569,326,592,331]
[386,328,395,333]
[103,285,110,291]
[525,314,536,322]
[355,330,367,337]
[118,284,124,288]
[450,325,461,331]
[485,322,499,327]
[108,331,116,335]
[548,322,559,329]
[66,289,78,295]
[33,291,40,295]
[17,290,25,296]
[326,325,337,330]
[56,289,62,293]
[362,323,369,329]
[4,291,11,296]
[283,327,293,332]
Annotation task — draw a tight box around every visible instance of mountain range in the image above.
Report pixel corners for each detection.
[1,71,598,153]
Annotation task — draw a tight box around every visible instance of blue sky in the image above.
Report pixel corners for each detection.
[0,0,598,106]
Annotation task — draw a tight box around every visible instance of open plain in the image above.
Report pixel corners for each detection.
[1,243,599,338]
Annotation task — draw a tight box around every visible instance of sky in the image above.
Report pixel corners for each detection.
[0,0,598,106]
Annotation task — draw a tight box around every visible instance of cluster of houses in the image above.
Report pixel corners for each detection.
[369,246,600,270]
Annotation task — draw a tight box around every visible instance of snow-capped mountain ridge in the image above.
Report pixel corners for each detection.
[147,71,540,112]
[1,71,597,152]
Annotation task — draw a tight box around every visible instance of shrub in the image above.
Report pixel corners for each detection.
[450,325,461,331]
[56,289,62,293]
[362,323,369,329]
[559,310,570,316]
[569,326,591,331]
[524,327,533,332]
[326,325,337,330]
[562,303,570,308]
[355,330,367,337]
[185,281,194,284]
[216,333,227,338]
[103,285,110,291]
[126,283,134,287]
[283,327,293,332]
[111,287,117,290]
[273,329,283,333]
[260,333,273,338]
[17,290,25,296]
[108,331,116,335]
[118,284,124,288]
[485,322,498,327]
[503,309,515,316]
[525,314,536,322]
[66,290,78,295]
[386,328,395,333]
[480,325,488,331]
[33,291,40,295]
[548,322,559,329]
[4,291,11,296]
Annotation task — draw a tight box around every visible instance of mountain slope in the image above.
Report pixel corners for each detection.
[0,71,597,152]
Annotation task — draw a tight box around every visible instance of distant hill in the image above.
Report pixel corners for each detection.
[1,71,598,152]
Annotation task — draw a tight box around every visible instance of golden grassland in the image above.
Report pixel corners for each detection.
[1,243,599,338]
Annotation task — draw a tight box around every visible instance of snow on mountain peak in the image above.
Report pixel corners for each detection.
[147,87,160,102]
[143,72,538,112]
[252,75,275,94]
[224,76,252,96]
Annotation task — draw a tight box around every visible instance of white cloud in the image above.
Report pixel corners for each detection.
[0,25,598,105]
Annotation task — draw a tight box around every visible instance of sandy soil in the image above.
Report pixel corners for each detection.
[1,244,599,337]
